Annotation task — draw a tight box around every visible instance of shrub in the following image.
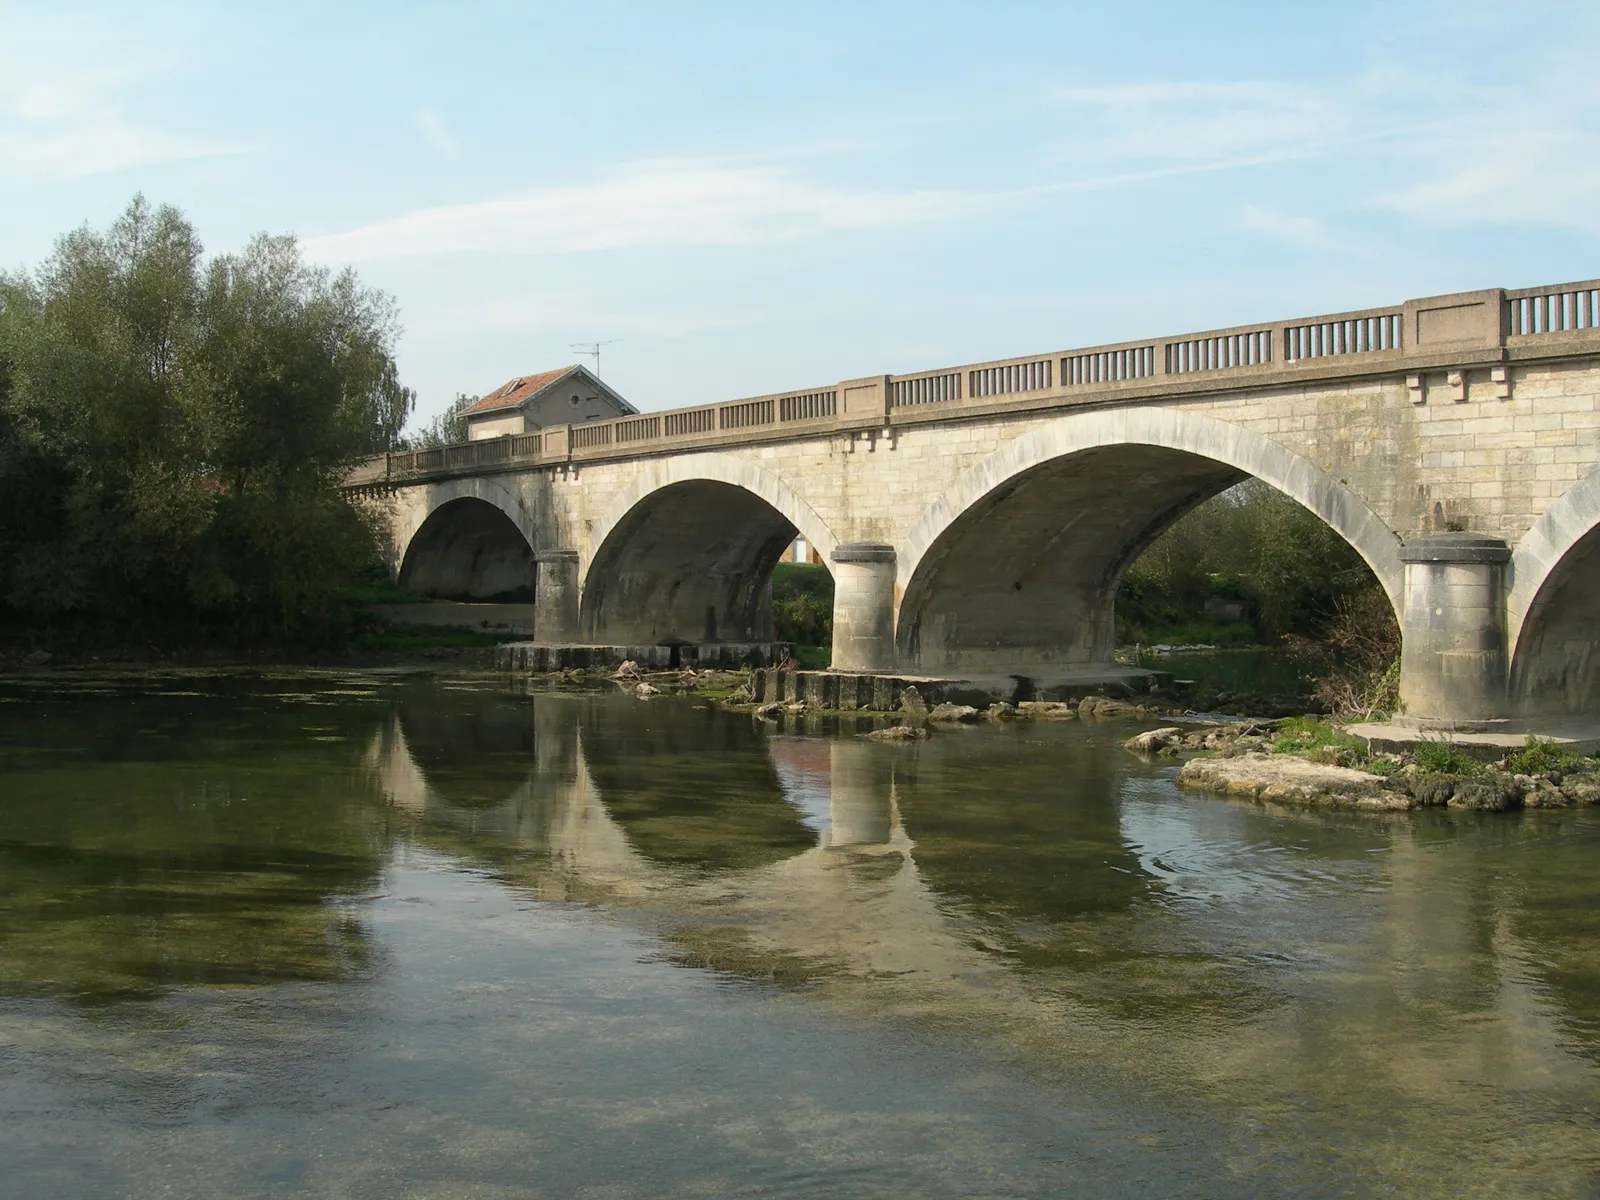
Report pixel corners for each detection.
[1413,738,1481,776]
[1504,735,1577,776]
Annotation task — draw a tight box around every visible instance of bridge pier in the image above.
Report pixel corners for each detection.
[830,543,898,672]
[1398,534,1511,729]
[534,550,580,642]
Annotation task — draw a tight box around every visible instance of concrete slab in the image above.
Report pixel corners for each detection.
[1343,718,1600,757]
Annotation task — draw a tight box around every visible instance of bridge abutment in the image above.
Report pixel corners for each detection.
[1398,535,1512,729]
[830,543,898,673]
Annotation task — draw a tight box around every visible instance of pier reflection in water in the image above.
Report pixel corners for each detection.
[2,675,1599,1197]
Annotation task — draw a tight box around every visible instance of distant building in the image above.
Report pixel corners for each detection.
[464,365,637,441]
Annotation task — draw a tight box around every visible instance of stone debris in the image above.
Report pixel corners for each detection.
[927,702,981,723]
[898,686,928,715]
[633,682,659,699]
[1123,727,1184,754]
[612,660,640,679]
[1077,696,1140,718]
[866,724,930,742]
[985,702,1017,720]
[1016,701,1077,720]
[753,702,784,720]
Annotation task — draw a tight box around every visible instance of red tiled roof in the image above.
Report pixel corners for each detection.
[464,366,580,416]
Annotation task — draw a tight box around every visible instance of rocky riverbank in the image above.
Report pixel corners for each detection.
[1124,721,1600,813]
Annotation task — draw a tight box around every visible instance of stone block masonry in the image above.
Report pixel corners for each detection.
[353,278,1600,724]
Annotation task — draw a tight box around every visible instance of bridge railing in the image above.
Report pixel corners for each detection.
[361,280,1600,485]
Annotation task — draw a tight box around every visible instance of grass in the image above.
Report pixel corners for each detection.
[1272,716,1368,762]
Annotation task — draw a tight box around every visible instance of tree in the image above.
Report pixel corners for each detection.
[402,392,479,449]
[0,196,414,643]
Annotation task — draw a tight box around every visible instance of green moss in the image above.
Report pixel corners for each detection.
[1505,735,1580,777]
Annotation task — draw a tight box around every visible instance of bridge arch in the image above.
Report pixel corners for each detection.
[1508,466,1600,716]
[580,454,839,646]
[396,476,540,600]
[896,407,1404,673]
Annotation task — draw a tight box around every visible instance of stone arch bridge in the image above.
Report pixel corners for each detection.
[350,281,1600,725]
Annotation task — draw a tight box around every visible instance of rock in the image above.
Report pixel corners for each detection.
[1447,775,1522,812]
[21,650,51,667]
[1016,701,1076,720]
[1176,752,1409,809]
[866,724,930,742]
[985,702,1017,720]
[1407,774,1460,807]
[1078,696,1136,718]
[633,682,659,698]
[612,660,640,679]
[1523,784,1572,808]
[899,686,928,715]
[1560,773,1600,805]
[928,702,981,723]
[754,702,784,720]
[784,701,805,714]
[726,684,754,704]
[1124,727,1184,754]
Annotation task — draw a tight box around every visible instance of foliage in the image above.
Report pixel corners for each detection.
[0,197,413,645]
[771,562,833,648]
[1273,717,1365,757]
[1413,738,1483,776]
[1505,735,1580,777]
[1118,480,1380,644]
[1284,588,1402,720]
[402,392,478,449]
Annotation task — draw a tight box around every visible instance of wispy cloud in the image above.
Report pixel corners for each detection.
[303,159,989,261]
[0,54,233,180]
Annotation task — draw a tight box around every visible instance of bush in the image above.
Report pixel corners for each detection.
[1505,735,1577,776]
[771,563,832,647]
[1413,738,1482,776]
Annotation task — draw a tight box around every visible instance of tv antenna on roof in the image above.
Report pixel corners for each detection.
[570,339,622,377]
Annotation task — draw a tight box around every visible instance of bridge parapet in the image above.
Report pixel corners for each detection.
[361,278,1600,487]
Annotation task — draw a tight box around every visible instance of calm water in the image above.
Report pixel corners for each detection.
[2,673,1599,1198]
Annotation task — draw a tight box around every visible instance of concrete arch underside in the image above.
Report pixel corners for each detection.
[896,408,1405,675]
[581,457,837,646]
[1509,466,1600,717]
[397,478,540,601]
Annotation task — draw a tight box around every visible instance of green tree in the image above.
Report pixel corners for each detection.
[402,392,479,449]
[0,196,414,643]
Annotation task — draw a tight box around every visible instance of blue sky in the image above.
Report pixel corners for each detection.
[2,1,1597,427]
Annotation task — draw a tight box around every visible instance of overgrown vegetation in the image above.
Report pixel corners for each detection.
[1505,735,1581,776]
[401,392,478,449]
[771,562,832,650]
[1412,738,1483,776]
[1119,480,1401,718]
[0,198,411,649]
[1117,480,1382,644]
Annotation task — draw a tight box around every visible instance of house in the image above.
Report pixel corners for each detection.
[464,365,637,441]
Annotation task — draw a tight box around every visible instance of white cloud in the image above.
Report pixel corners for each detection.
[1049,80,1346,167]
[0,56,232,180]
[414,109,456,158]
[302,159,988,262]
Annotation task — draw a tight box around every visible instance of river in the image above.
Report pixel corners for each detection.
[1,672,1597,1197]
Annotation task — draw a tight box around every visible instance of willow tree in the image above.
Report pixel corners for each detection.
[0,197,413,642]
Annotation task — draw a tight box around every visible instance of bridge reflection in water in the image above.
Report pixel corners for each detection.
[366,686,1600,1133]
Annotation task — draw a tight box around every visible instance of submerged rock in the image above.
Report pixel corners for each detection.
[1124,727,1184,755]
[928,702,981,723]
[1016,701,1076,721]
[1078,696,1139,718]
[754,702,784,720]
[633,682,660,699]
[866,724,930,742]
[985,701,1017,720]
